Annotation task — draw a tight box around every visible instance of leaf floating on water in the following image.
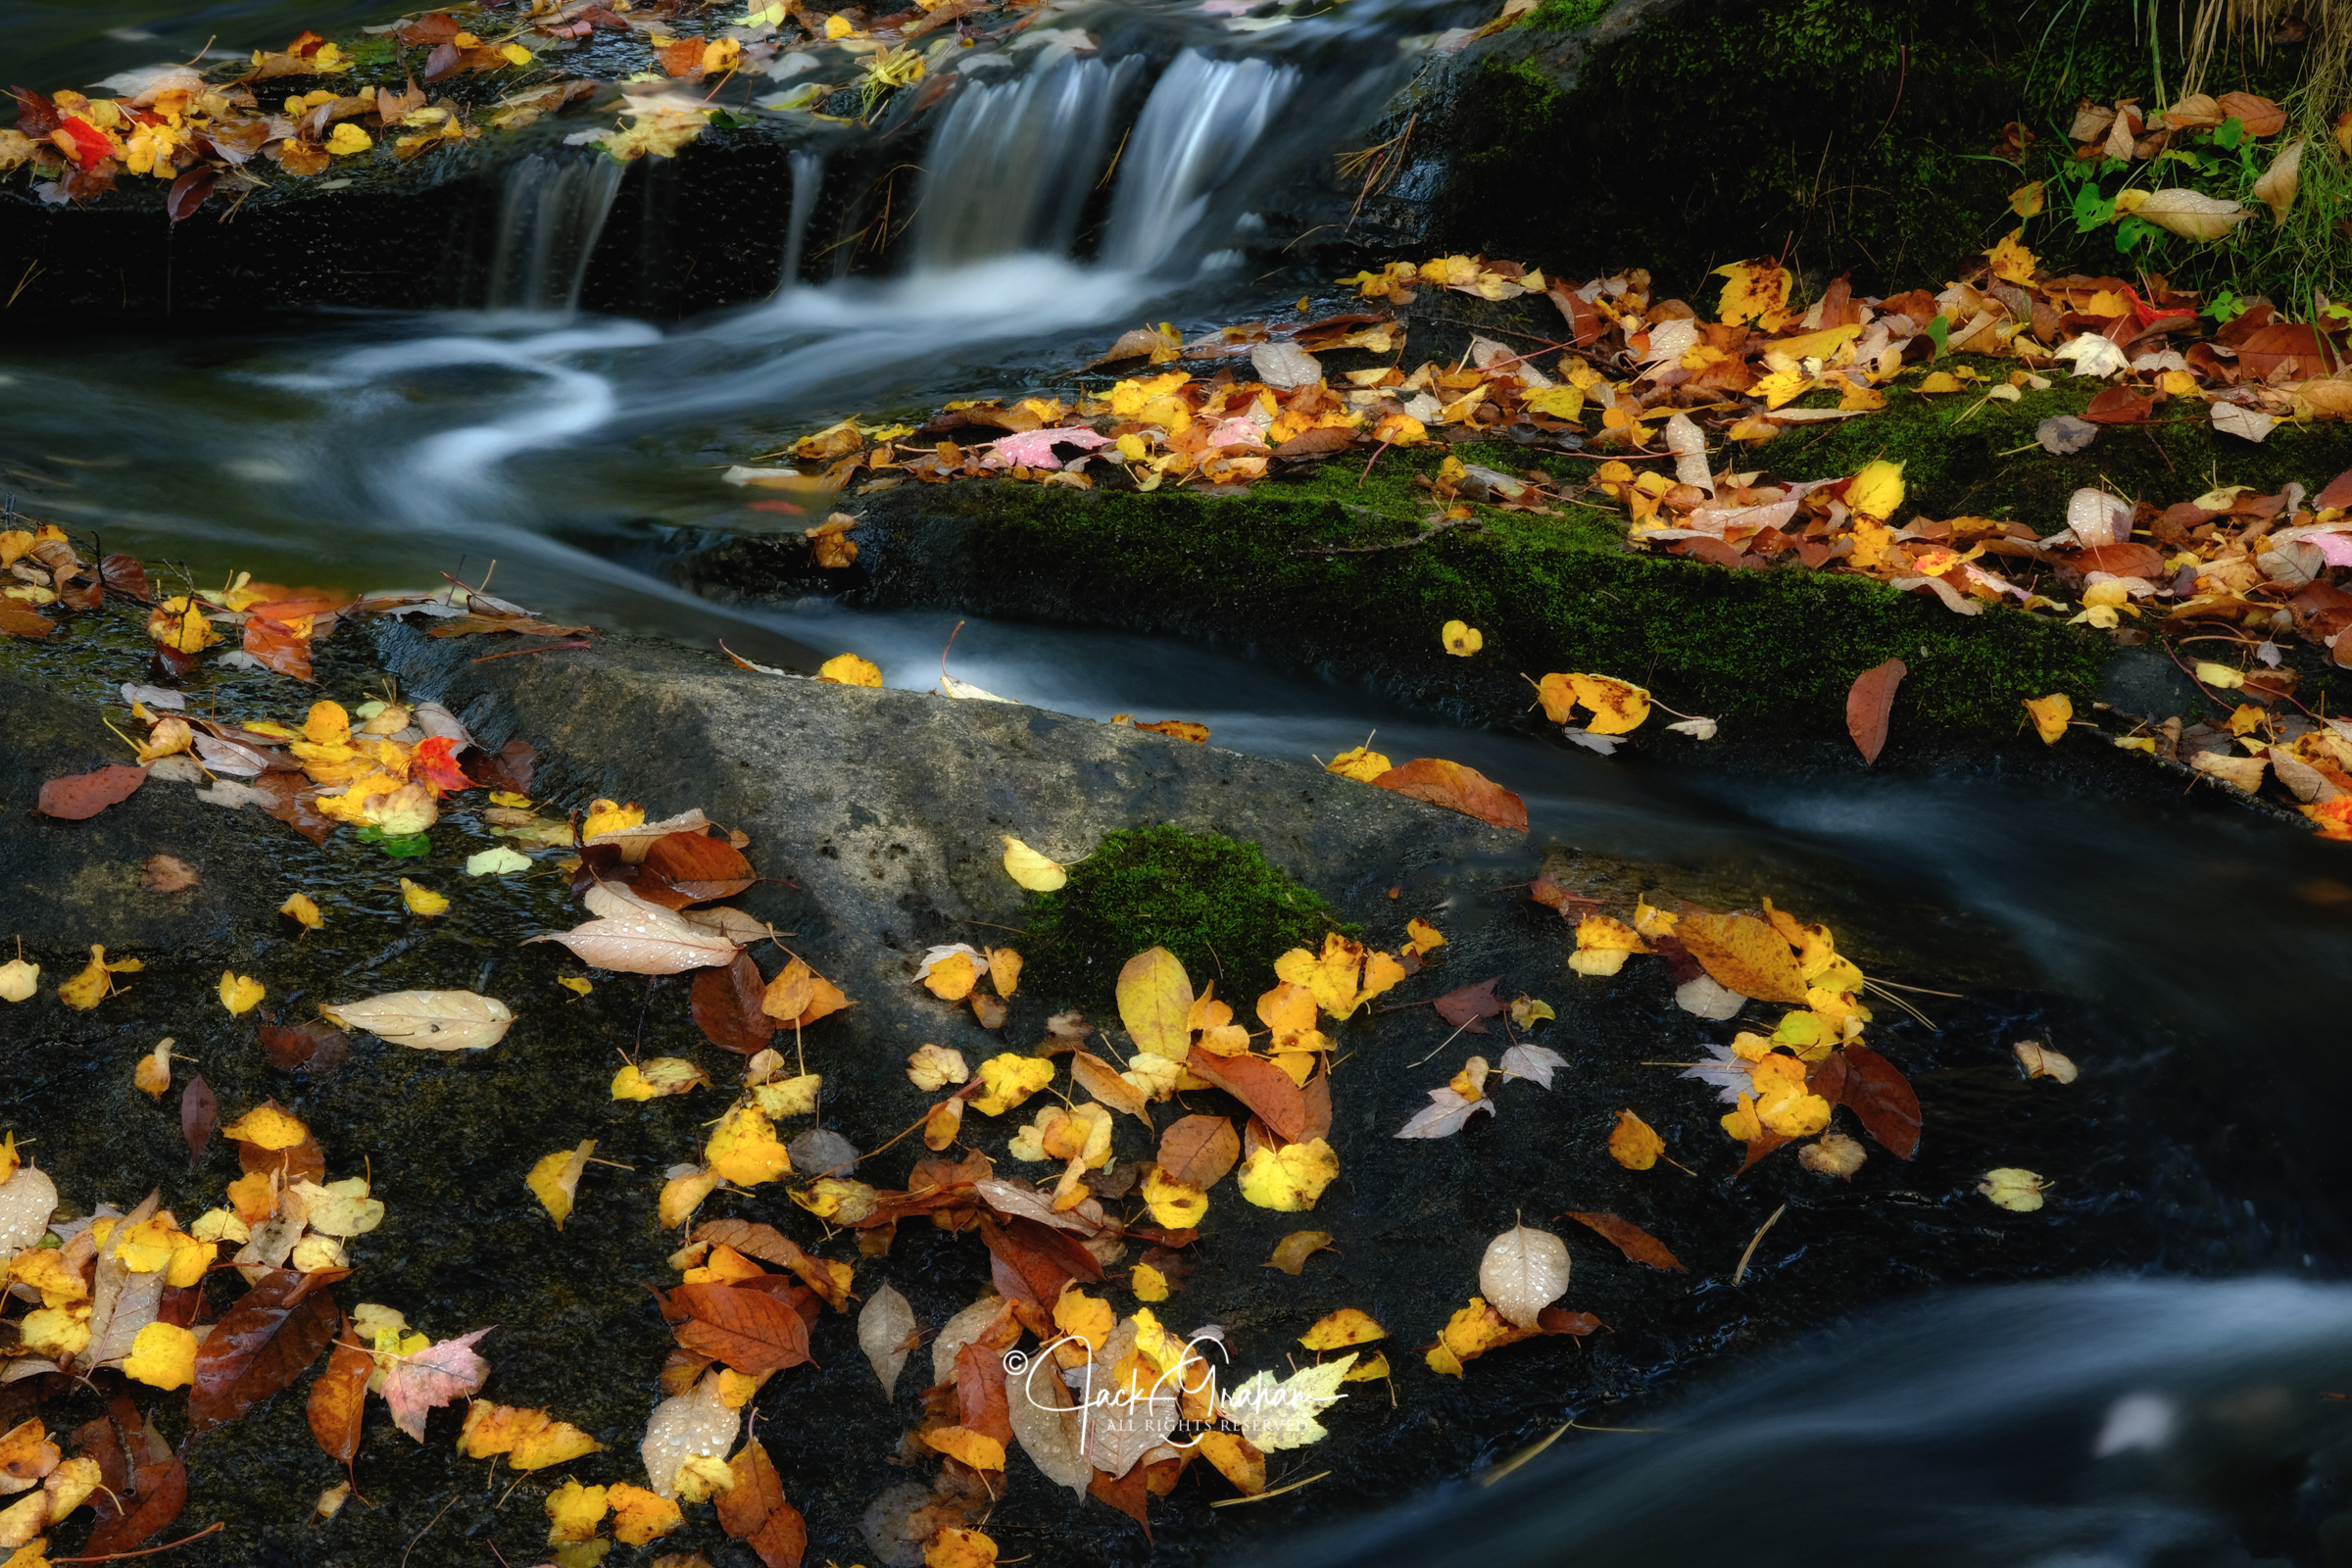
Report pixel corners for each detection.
[1479,1223,1571,1327]
[1370,758,1528,831]
[322,990,514,1050]
[2014,1040,2079,1083]
[1979,1167,2050,1211]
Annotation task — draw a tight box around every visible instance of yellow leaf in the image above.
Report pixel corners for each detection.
[1607,1108,1665,1170]
[607,1483,682,1544]
[1237,1138,1339,1211]
[971,1053,1054,1116]
[816,653,883,688]
[399,879,449,917]
[279,892,323,930]
[220,1103,308,1150]
[1299,1307,1386,1350]
[544,1480,610,1546]
[922,1425,1006,1471]
[458,1402,606,1469]
[1712,259,1792,327]
[1344,1350,1391,1382]
[0,959,37,1004]
[2194,661,2244,690]
[527,1140,596,1230]
[2022,693,2073,745]
[1978,1167,2049,1211]
[706,1105,791,1186]
[11,1249,89,1308]
[57,946,128,1011]
[1116,947,1194,1057]
[1131,1261,1170,1301]
[581,799,644,839]
[659,1167,721,1230]
[325,122,370,156]
[1752,368,1810,409]
[1142,1166,1209,1229]
[2008,180,2045,218]
[922,950,978,1002]
[1325,745,1391,782]
[1844,459,1905,520]
[926,1526,999,1568]
[1984,227,2038,285]
[132,1040,172,1101]
[559,976,593,998]
[122,1322,197,1391]
[1720,1092,1762,1143]
[1404,917,1445,954]
[1678,911,1809,1004]
[21,1306,91,1360]
[1749,1054,1832,1136]
[1441,619,1483,657]
[1000,835,1067,892]
[1566,673,1649,734]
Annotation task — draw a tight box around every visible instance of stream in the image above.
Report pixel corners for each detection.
[8,0,2352,1560]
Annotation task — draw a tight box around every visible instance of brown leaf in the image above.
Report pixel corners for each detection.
[2216,90,2287,136]
[242,615,313,682]
[638,830,758,906]
[1090,1460,1154,1541]
[1563,1210,1686,1271]
[691,1219,853,1309]
[240,1129,327,1189]
[1833,1044,1922,1158]
[1264,1230,1333,1275]
[38,762,148,820]
[0,600,56,639]
[1370,758,1529,831]
[1844,657,1908,765]
[180,1075,218,1170]
[100,554,153,601]
[1155,1115,1239,1189]
[80,1451,186,1558]
[306,1324,371,1466]
[956,1339,1014,1446]
[1270,427,1357,459]
[189,1268,344,1432]
[665,1284,814,1375]
[718,1438,808,1568]
[1537,1306,1608,1336]
[1183,1048,1311,1144]
[1070,1052,1153,1127]
[2070,542,2166,580]
[977,1215,1102,1306]
[1530,869,1601,920]
[2080,385,2156,424]
[141,854,199,893]
[470,739,538,795]
[1432,977,1505,1033]
[257,1019,351,1078]
[692,951,777,1055]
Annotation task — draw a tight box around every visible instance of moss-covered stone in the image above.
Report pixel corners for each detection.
[1020,824,1346,1007]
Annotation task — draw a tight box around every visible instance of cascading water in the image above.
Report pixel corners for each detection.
[483,150,625,314]
[908,54,1140,270]
[778,147,827,288]
[1102,50,1299,273]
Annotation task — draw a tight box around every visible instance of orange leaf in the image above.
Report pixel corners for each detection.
[1844,657,1907,765]
[1369,758,1528,831]
[664,1284,814,1374]
[1563,1210,1686,1271]
[1155,1114,1239,1188]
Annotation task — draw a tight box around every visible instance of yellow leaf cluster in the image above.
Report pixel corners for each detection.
[1273,935,1406,1021]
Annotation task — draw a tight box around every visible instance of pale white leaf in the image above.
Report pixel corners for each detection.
[914,943,988,983]
[192,734,272,776]
[1395,1088,1494,1139]
[933,1294,1009,1388]
[1225,1354,1355,1451]
[1496,1043,1567,1089]
[464,847,533,877]
[640,1372,741,1499]
[858,1282,917,1401]
[2212,403,2277,443]
[524,896,739,974]
[941,673,1012,703]
[2135,186,2247,241]
[1081,1319,1173,1477]
[1663,715,1719,739]
[1561,727,1625,756]
[1674,974,1746,1020]
[679,906,776,943]
[0,1167,58,1259]
[120,684,185,710]
[2051,334,2129,379]
[410,702,472,748]
[1005,1348,1090,1499]
[1480,1223,1570,1329]
[2064,487,2132,548]
[1664,413,1712,494]
[584,808,713,861]
[1249,340,1323,390]
[322,990,515,1050]
[1680,1043,1751,1103]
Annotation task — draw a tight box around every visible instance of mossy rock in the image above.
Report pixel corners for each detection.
[1020,824,1347,1008]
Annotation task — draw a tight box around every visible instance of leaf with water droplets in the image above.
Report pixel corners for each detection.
[1478,1223,1570,1328]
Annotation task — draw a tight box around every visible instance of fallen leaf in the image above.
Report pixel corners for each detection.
[1480,1223,1571,1326]
[307,1324,371,1467]
[1798,1131,1867,1179]
[526,892,740,974]
[1978,1167,2049,1211]
[2014,1040,2080,1083]
[2023,693,2073,744]
[1677,911,1807,1004]
[1830,1044,1922,1157]
[458,1403,605,1469]
[140,855,198,893]
[1607,1108,1665,1170]
[641,1373,741,1501]
[1117,948,1194,1058]
[1000,836,1067,891]
[181,1075,217,1168]
[189,1267,343,1432]
[1156,1115,1240,1189]
[526,1141,596,1229]
[1370,758,1528,831]
[1441,619,1483,657]
[1433,977,1506,1032]
[322,990,514,1050]
[1845,658,1908,765]
[1226,1354,1354,1450]
[1265,1230,1334,1275]
[857,1282,916,1400]
[37,764,147,820]
[1299,1307,1385,1350]
[665,1284,814,1374]
[717,1439,807,1567]
[2133,187,2247,240]
[1564,1210,1685,1271]
[1236,1138,1338,1211]
[692,952,777,1055]
[383,1327,492,1442]
[2036,415,2098,455]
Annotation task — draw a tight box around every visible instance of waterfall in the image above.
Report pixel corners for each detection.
[779,148,826,289]
[909,56,1138,270]
[485,152,625,314]
[1102,51,1298,274]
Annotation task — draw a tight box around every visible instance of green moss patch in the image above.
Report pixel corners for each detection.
[1021,825,1344,1007]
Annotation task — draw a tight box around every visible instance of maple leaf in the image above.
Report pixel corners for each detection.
[383,1328,491,1441]
[1226,1354,1355,1450]
[458,1402,604,1468]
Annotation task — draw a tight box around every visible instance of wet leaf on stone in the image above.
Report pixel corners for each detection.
[663,1284,813,1375]
[37,763,148,820]
[189,1266,344,1432]
[856,1281,916,1400]
[692,951,776,1055]
[1564,1210,1685,1271]
[1369,758,1528,831]
[1844,657,1908,765]
[180,1076,217,1170]
[1479,1223,1571,1327]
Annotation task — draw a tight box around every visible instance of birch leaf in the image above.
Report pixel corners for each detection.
[322,990,514,1050]
[2134,188,2247,241]
[1115,948,1193,1059]
[857,1282,917,1401]
[1478,1223,1570,1329]
[640,1373,741,1499]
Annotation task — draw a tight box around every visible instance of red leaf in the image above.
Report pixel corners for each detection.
[1370,757,1529,831]
[717,1439,807,1568]
[1844,658,1908,766]
[1432,977,1505,1033]
[1834,1044,1922,1158]
[1563,1210,1687,1271]
[1183,1047,1311,1144]
[956,1340,1013,1446]
[241,615,312,681]
[180,1075,217,1170]
[10,87,61,136]
[1537,1307,1607,1336]
[421,41,463,79]
[38,762,148,820]
[410,734,473,793]
[257,1018,351,1077]
[1530,870,1600,921]
[243,772,334,845]
[189,1268,344,1432]
[80,1452,187,1558]
[692,951,777,1055]
[57,115,112,170]
[1089,1462,1154,1541]
[2080,386,2156,424]
[166,168,217,223]
[664,1284,813,1375]
[469,739,538,794]
[2316,468,2352,511]
[977,1215,1101,1305]
[639,830,756,906]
